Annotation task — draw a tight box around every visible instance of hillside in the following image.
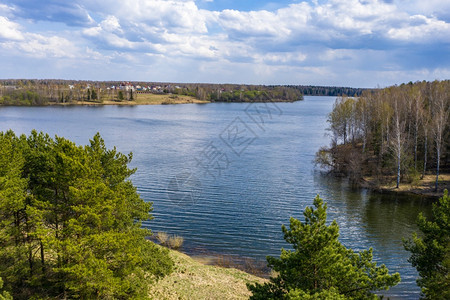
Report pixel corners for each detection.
[149,248,266,300]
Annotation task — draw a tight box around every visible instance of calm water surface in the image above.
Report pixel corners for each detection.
[0,97,433,299]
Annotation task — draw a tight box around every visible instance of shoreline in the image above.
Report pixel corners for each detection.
[149,246,266,299]
[0,98,305,106]
[54,94,210,106]
[359,174,449,199]
[1,91,305,107]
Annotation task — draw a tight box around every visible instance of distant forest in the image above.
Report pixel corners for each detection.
[0,79,366,105]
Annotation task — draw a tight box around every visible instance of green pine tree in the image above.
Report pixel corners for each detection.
[0,131,35,298]
[91,89,97,100]
[0,130,173,299]
[404,190,450,299]
[0,277,12,300]
[248,195,400,299]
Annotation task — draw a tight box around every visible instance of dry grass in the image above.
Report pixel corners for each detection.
[156,232,169,245]
[362,174,450,198]
[72,93,209,105]
[167,235,184,250]
[155,232,184,250]
[149,247,267,300]
[200,255,269,278]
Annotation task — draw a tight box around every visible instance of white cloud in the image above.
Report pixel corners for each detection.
[0,4,15,16]
[88,0,209,34]
[219,9,289,39]
[0,16,24,40]
[395,0,450,20]
[0,0,449,86]
[213,0,450,49]
[2,33,77,58]
[387,15,450,42]
[100,15,122,33]
[255,52,307,65]
[0,17,79,58]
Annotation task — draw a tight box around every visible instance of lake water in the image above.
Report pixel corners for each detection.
[0,97,433,299]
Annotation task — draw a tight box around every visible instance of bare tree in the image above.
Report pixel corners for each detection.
[431,81,449,191]
[391,97,406,188]
[409,85,423,170]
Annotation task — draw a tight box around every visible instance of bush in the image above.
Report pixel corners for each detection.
[168,235,184,250]
[156,232,169,245]
[406,166,421,186]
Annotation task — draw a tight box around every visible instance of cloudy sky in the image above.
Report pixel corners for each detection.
[0,0,449,87]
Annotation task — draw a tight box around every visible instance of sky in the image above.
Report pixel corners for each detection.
[0,0,449,88]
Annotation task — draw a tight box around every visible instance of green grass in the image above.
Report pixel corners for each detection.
[149,247,266,299]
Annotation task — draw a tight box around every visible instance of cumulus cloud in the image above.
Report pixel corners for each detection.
[3,0,94,26]
[0,15,81,59]
[0,16,24,40]
[2,33,78,58]
[387,15,450,42]
[0,0,449,86]
[216,0,450,49]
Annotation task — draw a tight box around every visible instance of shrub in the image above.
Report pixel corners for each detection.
[168,235,184,250]
[156,232,169,245]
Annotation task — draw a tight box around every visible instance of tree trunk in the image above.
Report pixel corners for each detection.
[435,147,440,192]
[41,241,46,273]
[397,149,401,188]
[414,121,418,170]
[422,133,427,179]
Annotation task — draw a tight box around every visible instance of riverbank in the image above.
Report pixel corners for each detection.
[149,247,266,299]
[73,93,210,105]
[360,174,450,198]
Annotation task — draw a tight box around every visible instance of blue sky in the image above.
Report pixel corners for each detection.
[0,0,449,87]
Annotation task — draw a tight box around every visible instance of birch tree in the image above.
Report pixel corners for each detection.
[431,81,449,191]
[391,95,406,188]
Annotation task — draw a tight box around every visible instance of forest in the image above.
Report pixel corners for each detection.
[0,79,366,105]
[316,80,450,192]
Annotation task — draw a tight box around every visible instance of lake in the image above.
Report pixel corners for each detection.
[0,96,433,299]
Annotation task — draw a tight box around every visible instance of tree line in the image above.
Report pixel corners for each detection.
[0,79,368,105]
[0,80,105,105]
[316,80,449,191]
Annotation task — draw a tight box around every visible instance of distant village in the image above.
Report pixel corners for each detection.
[68,82,181,94]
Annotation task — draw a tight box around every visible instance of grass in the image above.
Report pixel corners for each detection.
[362,174,450,198]
[149,247,267,300]
[155,232,184,250]
[156,232,169,245]
[73,93,209,105]
[167,235,184,250]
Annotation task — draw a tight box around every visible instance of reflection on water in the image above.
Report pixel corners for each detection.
[314,174,434,299]
[0,97,435,299]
